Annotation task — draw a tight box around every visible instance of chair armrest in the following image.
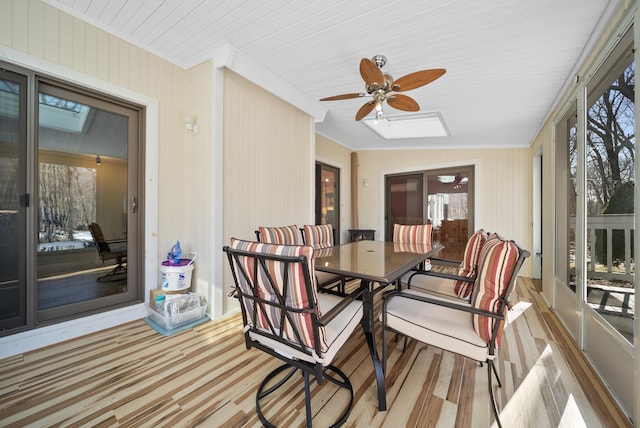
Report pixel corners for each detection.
[317,288,364,326]
[383,289,504,321]
[408,269,474,283]
[429,257,461,267]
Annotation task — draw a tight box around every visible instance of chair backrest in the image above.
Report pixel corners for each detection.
[89,222,111,259]
[453,229,489,298]
[393,223,432,245]
[257,225,303,245]
[224,238,327,358]
[471,235,529,350]
[301,224,334,248]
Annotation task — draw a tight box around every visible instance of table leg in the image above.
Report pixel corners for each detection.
[361,282,387,411]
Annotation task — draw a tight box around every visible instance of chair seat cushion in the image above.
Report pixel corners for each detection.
[403,272,459,299]
[251,292,363,366]
[380,290,488,362]
[316,270,343,286]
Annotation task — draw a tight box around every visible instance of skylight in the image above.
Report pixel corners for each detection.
[39,93,91,134]
[0,83,91,134]
[362,112,449,139]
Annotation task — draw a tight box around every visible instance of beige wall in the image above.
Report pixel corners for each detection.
[0,0,215,300]
[357,148,532,276]
[222,70,314,312]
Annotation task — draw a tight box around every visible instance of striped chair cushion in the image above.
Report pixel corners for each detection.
[471,235,520,348]
[393,223,433,244]
[258,225,303,245]
[229,238,327,351]
[454,229,489,298]
[303,224,334,249]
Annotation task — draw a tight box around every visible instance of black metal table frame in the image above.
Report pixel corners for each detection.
[315,240,443,411]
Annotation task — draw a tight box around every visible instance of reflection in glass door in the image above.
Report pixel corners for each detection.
[0,70,28,332]
[384,173,423,241]
[36,82,139,323]
[315,162,340,243]
[426,167,473,259]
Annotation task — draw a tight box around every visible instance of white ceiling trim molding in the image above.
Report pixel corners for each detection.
[212,43,327,122]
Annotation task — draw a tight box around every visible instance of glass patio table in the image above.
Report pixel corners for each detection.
[314,240,443,411]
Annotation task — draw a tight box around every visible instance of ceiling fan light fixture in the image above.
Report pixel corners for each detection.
[375,101,384,119]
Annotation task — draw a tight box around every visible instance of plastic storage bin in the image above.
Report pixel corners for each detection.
[147,293,206,330]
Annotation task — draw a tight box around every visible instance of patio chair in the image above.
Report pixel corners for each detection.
[89,222,127,281]
[224,238,364,427]
[301,224,349,295]
[255,224,303,245]
[381,236,530,428]
[393,223,433,288]
[403,229,490,301]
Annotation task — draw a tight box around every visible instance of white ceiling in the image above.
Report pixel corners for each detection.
[42,0,621,151]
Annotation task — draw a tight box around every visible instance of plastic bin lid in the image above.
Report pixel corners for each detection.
[161,258,193,267]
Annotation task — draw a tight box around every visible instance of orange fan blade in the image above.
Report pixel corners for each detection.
[360,58,384,89]
[392,69,446,92]
[355,101,376,121]
[320,93,366,101]
[387,94,420,112]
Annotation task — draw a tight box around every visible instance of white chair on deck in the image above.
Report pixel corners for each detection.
[381,236,530,428]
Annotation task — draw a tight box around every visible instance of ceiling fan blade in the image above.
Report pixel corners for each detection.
[355,101,376,121]
[319,93,365,101]
[360,58,384,89]
[392,68,446,92]
[387,94,420,111]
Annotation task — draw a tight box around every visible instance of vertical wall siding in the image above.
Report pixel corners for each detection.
[0,0,215,301]
[222,70,314,312]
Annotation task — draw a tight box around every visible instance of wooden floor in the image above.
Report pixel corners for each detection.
[0,278,631,427]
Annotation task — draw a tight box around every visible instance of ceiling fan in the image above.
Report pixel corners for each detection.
[320,55,446,121]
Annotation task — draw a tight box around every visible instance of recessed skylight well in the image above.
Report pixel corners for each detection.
[362,112,449,139]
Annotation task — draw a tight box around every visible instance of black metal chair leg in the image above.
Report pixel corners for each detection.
[303,371,312,428]
[491,359,502,388]
[256,363,354,427]
[488,360,503,428]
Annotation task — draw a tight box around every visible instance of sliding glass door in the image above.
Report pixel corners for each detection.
[0,64,144,336]
[554,25,635,417]
[0,68,28,332]
[384,166,474,259]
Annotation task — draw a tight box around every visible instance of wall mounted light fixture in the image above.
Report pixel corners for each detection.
[95,155,101,165]
[185,114,200,135]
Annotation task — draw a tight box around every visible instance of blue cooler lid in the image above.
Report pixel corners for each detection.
[161,258,193,267]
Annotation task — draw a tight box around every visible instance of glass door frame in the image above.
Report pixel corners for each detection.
[315,162,340,244]
[552,17,636,419]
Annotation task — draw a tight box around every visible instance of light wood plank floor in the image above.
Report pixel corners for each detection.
[0,278,631,427]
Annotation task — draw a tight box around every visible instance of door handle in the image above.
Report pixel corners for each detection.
[130,196,137,213]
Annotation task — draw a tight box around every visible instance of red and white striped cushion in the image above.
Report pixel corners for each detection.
[258,225,303,245]
[229,238,327,351]
[303,224,334,248]
[454,229,489,298]
[393,224,432,245]
[471,235,519,348]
